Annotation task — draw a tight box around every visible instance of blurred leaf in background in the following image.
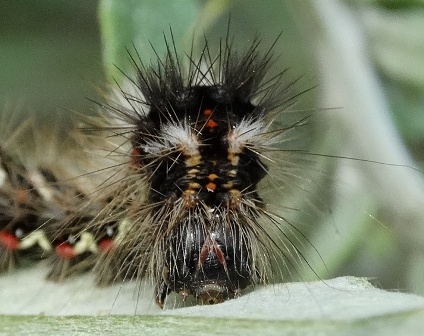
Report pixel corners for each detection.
[292,0,424,293]
[0,0,104,127]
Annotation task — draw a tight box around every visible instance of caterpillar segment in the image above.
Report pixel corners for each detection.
[0,115,124,281]
[0,170,53,271]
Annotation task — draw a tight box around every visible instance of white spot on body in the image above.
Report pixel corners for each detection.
[73,232,98,255]
[27,170,54,202]
[19,230,52,252]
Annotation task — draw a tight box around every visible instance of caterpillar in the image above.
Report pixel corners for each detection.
[0,25,421,311]
[0,113,116,281]
[86,30,324,308]
[0,30,319,308]
[69,31,307,307]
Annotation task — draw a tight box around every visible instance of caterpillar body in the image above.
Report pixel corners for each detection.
[0,26,418,311]
[84,32,311,307]
[0,31,314,308]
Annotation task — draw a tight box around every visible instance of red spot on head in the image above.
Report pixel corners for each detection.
[0,231,20,250]
[55,243,77,259]
[98,238,114,253]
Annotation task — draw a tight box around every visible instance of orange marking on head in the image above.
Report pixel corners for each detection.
[198,237,227,267]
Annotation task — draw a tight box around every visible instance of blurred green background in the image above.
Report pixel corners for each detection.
[0,0,104,123]
[1,0,424,311]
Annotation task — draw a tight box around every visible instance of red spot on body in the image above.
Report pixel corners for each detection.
[98,238,114,253]
[213,245,226,266]
[202,108,218,130]
[0,231,19,250]
[131,147,142,167]
[206,119,218,129]
[198,238,227,267]
[55,243,77,259]
[15,188,29,203]
[206,182,216,192]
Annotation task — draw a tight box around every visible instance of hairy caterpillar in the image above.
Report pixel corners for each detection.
[0,29,320,308]
[89,29,332,308]
[0,113,115,280]
[0,24,422,312]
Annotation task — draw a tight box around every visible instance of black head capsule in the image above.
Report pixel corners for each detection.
[157,213,252,306]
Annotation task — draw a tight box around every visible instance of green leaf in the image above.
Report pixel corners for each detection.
[1,276,424,335]
[363,8,424,90]
[98,0,202,82]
